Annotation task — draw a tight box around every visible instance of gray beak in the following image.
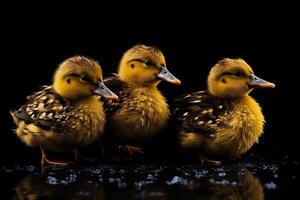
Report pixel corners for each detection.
[249,74,275,89]
[157,67,181,85]
[94,81,118,100]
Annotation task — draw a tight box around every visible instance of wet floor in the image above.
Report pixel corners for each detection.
[0,152,298,200]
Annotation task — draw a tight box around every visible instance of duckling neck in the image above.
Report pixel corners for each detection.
[233,95,261,112]
[74,96,105,120]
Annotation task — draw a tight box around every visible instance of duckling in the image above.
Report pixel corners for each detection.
[173,58,275,164]
[11,56,118,167]
[103,45,181,156]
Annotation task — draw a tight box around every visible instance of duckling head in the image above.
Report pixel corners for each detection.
[118,45,181,87]
[53,56,118,100]
[208,58,275,99]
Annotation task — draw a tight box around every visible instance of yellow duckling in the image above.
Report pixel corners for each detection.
[173,58,275,164]
[11,56,118,167]
[103,45,181,155]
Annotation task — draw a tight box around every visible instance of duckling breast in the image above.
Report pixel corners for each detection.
[110,88,170,143]
[68,96,105,146]
[204,96,265,156]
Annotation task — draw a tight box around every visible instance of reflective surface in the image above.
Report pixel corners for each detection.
[0,152,298,200]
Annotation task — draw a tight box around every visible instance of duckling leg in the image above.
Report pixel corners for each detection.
[119,145,144,156]
[73,149,96,163]
[198,153,221,165]
[40,146,72,168]
[98,141,121,162]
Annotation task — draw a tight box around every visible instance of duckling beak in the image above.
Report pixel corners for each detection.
[249,74,275,89]
[94,81,118,100]
[157,67,181,85]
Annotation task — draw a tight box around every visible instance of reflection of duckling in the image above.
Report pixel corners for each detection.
[11,56,117,167]
[173,58,275,164]
[13,174,106,200]
[198,169,264,200]
[103,45,181,155]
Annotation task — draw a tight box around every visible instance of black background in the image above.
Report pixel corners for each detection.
[0,4,298,163]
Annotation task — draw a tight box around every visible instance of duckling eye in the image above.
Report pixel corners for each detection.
[144,60,154,67]
[80,75,90,82]
[232,71,243,77]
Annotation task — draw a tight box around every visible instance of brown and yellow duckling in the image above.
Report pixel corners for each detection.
[173,58,275,164]
[11,56,118,167]
[103,45,181,156]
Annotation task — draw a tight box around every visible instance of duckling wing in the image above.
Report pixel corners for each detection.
[173,91,231,137]
[102,76,130,117]
[13,86,73,132]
